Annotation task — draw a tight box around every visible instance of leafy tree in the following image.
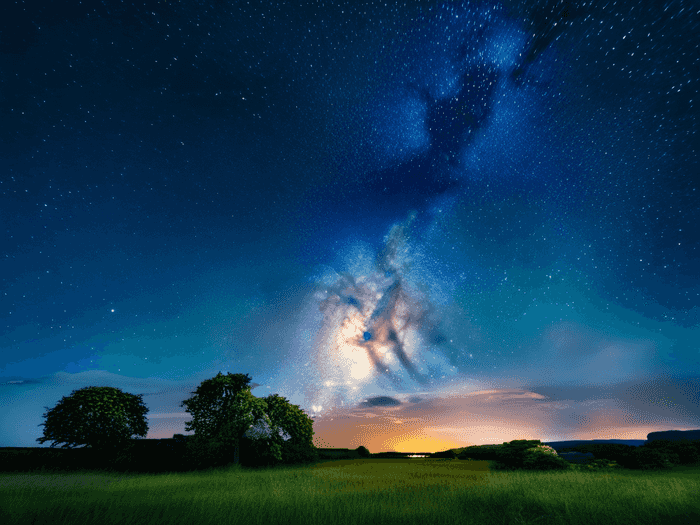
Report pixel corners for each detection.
[180,372,319,470]
[236,402,293,469]
[355,445,371,458]
[180,372,285,468]
[260,393,318,466]
[37,386,148,455]
[180,372,257,440]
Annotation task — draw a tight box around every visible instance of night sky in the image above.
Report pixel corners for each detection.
[2,0,699,453]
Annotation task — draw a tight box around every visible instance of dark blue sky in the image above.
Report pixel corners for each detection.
[1,0,698,452]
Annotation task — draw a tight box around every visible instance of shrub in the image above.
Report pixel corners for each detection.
[490,440,694,474]
[573,443,639,469]
[458,445,502,461]
[355,446,371,458]
[628,447,679,471]
[491,440,547,471]
[667,442,700,465]
[572,459,621,473]
[280,441,320,466]
[579,441,691,472]
[181,434,238,471]
[520,446,571,472]
[641,439,700,466]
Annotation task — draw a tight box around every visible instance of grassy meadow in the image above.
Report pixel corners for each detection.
[1,457,699,525]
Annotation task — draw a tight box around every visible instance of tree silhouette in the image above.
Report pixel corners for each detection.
[356,445,371,458]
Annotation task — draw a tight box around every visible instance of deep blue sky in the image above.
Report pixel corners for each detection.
[1,0,698,453]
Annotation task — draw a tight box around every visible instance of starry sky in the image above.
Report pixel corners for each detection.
[1,0,699,453]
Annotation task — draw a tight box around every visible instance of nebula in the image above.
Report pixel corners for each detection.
[296,210,462,416]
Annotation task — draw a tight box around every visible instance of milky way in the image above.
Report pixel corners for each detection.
[298,210,464,413]
[271,1,582,414]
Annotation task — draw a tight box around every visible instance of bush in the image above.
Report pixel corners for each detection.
[521,447,571,472]
[628,447,679,471]
[668,442,700,465]
[181,434,239,471]
[317,449,359,460]
[490,440,695,474]
[569,444,647,471]
[574,443,635,460]
[457,445,502,461]
[355,446,371,458]
[570,459,622,473]
[577,442,696,472]
[279,441,320,466]
[491,440,547,471]
[580,441,695,472]
[641,440,700,466]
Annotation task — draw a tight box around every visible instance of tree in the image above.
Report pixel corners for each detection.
[356,445,371,458]
[37,386,148,454]
[237,408,291,468]
[180,372,278,468]
[180,372,257,441]
[258,393,318,466]
[180,372,318,469]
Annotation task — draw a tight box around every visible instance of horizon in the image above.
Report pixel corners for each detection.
[2,421,692,454]
[3,370,699,452]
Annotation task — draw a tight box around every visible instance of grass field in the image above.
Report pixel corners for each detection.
[1,458,699,525]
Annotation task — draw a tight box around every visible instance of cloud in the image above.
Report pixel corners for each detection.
[307,375,700,453]
[359,396,402,408]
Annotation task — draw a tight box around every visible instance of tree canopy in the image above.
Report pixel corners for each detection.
[181,372,259,439]
[180,372,317,467]
[259,393,317,465]
[36,386,148,451]
[180,372,275,463]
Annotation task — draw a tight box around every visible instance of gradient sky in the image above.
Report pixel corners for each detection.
[1,0,698,453]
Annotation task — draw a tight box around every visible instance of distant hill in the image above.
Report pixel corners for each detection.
[646,429,700,443]
[540,439,647,452]
[539,430,700,452]
[450,433,700,455]
[443,439,646,455]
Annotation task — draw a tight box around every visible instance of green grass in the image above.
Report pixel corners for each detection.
[1,458,698,525]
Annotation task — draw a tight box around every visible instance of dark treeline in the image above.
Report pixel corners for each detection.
[3,437,700,475]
